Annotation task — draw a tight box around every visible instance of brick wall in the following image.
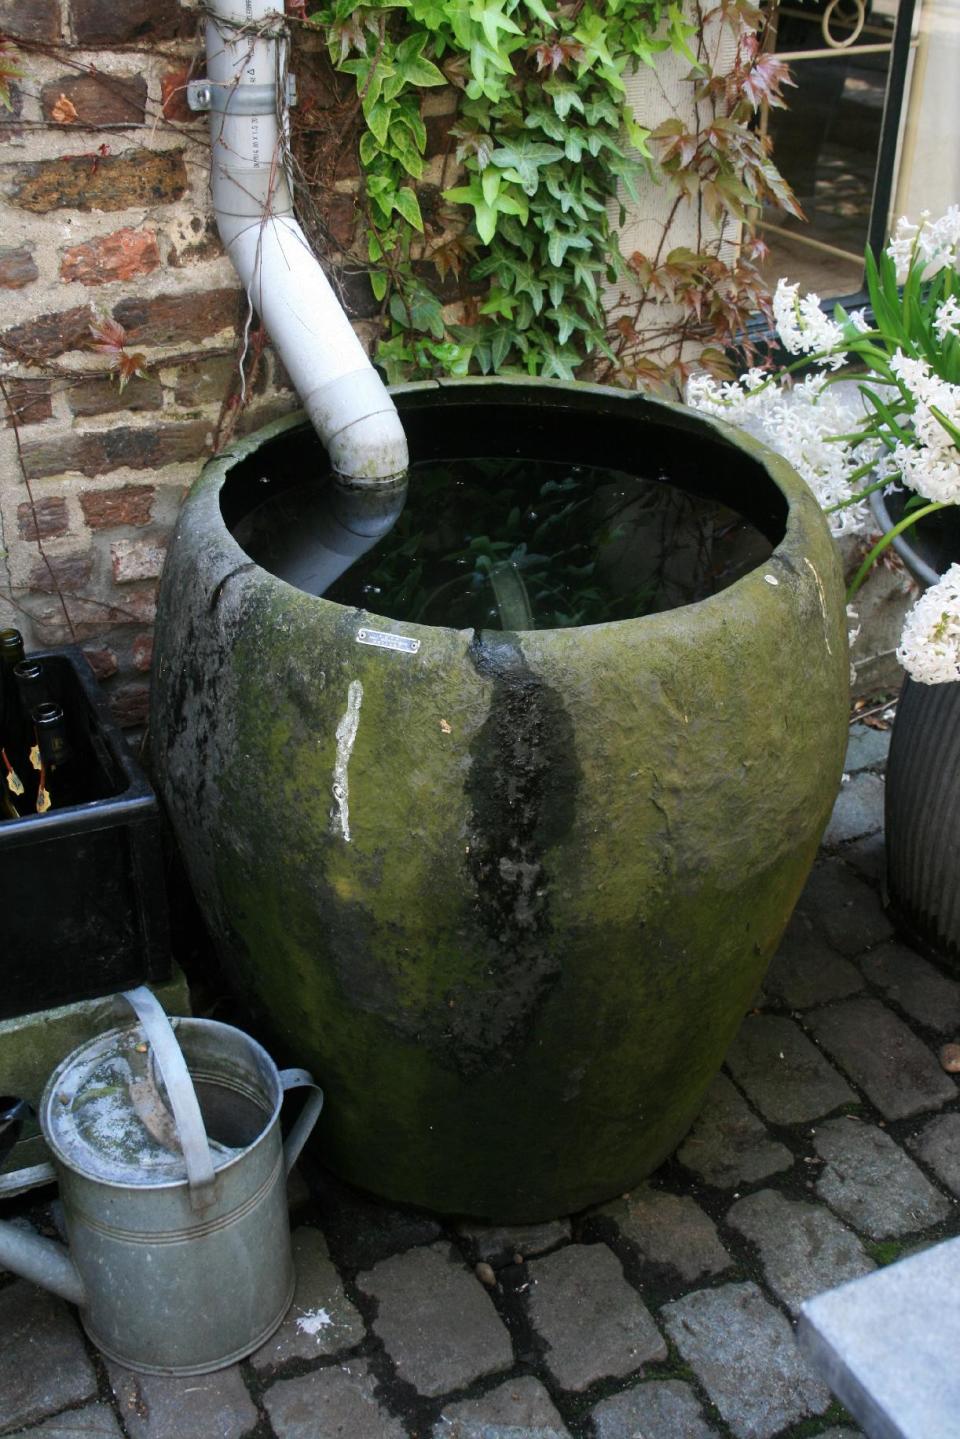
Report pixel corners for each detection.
[0,0,300,727]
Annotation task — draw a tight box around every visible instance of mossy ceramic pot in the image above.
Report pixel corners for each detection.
[152,379,848,1221]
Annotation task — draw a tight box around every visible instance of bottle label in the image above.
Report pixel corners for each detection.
[29,743,41,772]
[3,751,24,797]
[36,784,51,814]
[356,628,420,655]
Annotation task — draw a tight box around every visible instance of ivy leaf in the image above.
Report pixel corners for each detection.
[393,185,425,231]
[393,32,448,88]
[390,282,446,338]
[490,138,564,195]
[521,0,555,25]
[370,270,389,302]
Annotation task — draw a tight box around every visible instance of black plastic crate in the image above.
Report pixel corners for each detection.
[0,646,170,1019]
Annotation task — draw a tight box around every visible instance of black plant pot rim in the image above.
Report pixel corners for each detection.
[869,486,941,589]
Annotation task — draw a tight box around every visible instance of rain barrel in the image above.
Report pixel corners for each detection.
[152,379,848,1220]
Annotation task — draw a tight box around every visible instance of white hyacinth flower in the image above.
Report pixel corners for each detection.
[897,563,960,683]
[772,280,846,367]
[933,295,960,343]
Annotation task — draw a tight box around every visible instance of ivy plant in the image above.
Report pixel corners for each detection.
[301,0,795,390]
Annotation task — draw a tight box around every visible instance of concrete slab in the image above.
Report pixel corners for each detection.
[798,1236,960,1439]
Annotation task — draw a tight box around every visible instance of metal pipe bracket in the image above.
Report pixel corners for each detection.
[187,76,297,114]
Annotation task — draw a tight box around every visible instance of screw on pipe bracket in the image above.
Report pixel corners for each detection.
[187,76,297,114]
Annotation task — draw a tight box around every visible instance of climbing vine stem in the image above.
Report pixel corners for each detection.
[301,0,798,390]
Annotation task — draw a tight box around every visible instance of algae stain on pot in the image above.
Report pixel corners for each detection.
[448,631,582,1076]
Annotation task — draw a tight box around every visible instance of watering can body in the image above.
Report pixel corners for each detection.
[0,993,322,1374]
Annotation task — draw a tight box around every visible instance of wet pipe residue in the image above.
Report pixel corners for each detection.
[233,456,773,628]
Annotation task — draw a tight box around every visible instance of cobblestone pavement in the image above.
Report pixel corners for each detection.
[3,723,958,1439]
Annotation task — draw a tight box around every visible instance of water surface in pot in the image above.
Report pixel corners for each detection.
[233,457,773,628]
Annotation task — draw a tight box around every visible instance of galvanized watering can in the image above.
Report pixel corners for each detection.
[0,987,323,1373]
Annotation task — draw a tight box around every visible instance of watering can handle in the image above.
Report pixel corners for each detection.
[278,1068,324,1176]
[122,987,217,1211]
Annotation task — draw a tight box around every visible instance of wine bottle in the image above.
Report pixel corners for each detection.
[32,701,80,812]
[0,629,28,816]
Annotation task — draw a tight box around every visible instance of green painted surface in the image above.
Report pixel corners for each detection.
[152,381,848,1221]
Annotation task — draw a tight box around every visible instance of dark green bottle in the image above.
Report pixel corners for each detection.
[33,701,79,811]
[0,629,28,817]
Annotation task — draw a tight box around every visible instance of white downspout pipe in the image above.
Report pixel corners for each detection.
[202,1,409,589]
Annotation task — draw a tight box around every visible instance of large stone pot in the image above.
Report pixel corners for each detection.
[152,379,848,1221]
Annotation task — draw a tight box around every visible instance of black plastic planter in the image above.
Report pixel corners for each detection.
[0,647,171,1020]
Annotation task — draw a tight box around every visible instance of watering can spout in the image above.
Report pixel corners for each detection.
[0,1216,85,1306]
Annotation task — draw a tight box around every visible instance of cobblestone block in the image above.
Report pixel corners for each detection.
[807,997,957,1119]
[845,723,892,774]
[795,860,893,956]
[357,1242,512,1397]
[262,1361,405,1439]
[662,1282,831,1439]
[591,1380,717,1439]
[597,1185,730,1282]
[822,773,885,847]
[762,914,864,1011]
[457,1218,571,1266]
[676,1074,793,1189]
[908,1113,960,1196]
[2,1404,123,1438]
[814,1117,953,1238]
[841,832,886,886]
[433,1376,570,1438]
[725,1015,855,1123]
[726,1189,874,1314]
[526,1243,666,1391]
[109,1363,258,1439]
[0,1283,97,1432]
[858,942,960,1033]
[250,1227,365,1370]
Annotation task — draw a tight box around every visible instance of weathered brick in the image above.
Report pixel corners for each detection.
[160,67,197,124]
[61,227,160,286]
[0,0,61,42]
[71,0,184,46]
[4,379,53,427]
[0,83,23,143]
[111,538,167,583]
[41,74,148,127]
[526,1244,666,1391]
[83,646,118,680]
[326,192,358,248]
[174,354,237,407]
[28,552,94,595]
[1,305,93,361]
[114,289,239,348]
[30,587,156,644]
[21,421,211,480]
[108,679,150,728]
[80,484,155,528]
[131,633,153,673]
[67,373,163,417]
[4,150,188,214]
[18,496,69,541]
[0,246,39,289]
[167,215,221,267]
